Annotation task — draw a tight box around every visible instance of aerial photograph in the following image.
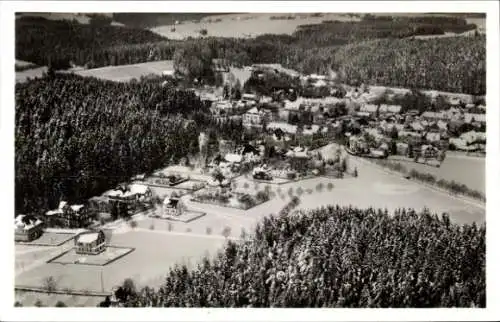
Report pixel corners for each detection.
[12,9,487,310]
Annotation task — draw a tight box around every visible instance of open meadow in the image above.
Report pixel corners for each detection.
[387,153,485,194]
[73,60,174,82]
[151,13,359,39]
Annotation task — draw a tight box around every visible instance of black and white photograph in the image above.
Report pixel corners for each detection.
[1,1,499,321]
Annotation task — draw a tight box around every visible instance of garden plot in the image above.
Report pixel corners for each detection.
[47,246,134,266]
[16,231,226,292]
[16,232,78,247]
[191,187,271,210]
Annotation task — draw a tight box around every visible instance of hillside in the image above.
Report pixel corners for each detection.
[121,206,485,308]
[332,36,486,95]
[15,16,167,69]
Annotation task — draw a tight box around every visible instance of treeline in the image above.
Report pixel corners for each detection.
[16,16,485,94]
[15,74,209,214]
[332,36,486,95]
[15,16,167,69]
[118,206,485,307]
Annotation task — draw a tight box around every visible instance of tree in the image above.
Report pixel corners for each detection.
[223,84,230,99]
[222,226,232,239]
[43,276,57,292]
[55,301,67,307]
[389,126,399,140]
[34,299,44,307]
[212,169,226,186]
[233,79,242,100]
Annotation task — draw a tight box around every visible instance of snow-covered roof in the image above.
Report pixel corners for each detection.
[421,111,446,119]
[360,104,378,113]
[77,232,100,244]
[46,209,64,216]
[15,215,42,230]
[224,153,243,163]
[464,113,486,123]
[426,132,441,142]
[129,184,150,195]
[303,125,320,136]
[267,122,298,134]
[242,93,257,100]
[313,80,327,88]
[246,107,260,114]
[460,131,486,144]
[411,122,425,131]
[70,205,85,212]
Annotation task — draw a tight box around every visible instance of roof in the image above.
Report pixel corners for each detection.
[129,184,150,195]
[46,209,64,216]
[242,93,257,99]
[246,107,260,114]
[360,104,378,113]
[224,153,243,163]
[464,113,486,123]
[267,122,297,134]
[15,215,42,230]
[77,232,101,244]
[70,205,85,212]
[303,125,320,135]
[421,111,443,119]
[426,132,441,141]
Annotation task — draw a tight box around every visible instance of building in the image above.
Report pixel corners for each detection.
[15,215,43,242]
[88,196,110,215]
[163,197,182,217]
[211,100,234,115]
[396,142,409,156]
[464,113,486,124]
[348,136,369,154]
[241,93,258,106]
[425,132,441,143]
[212,58,230,73]
[379,104,402,114]
[45,201,90,228]
[243,107,267,127]
[360,104,378,115]
[224,153,243,164]
[421,111,448,122]
[421,145,439,159]
[105,184,152,217]
[75,230,106,255]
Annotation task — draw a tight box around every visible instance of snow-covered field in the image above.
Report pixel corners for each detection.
[73,60,174,82]
[387,153,485,194]
[151,13,358,39]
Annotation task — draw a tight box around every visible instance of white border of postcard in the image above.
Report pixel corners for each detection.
[1,1,499,321]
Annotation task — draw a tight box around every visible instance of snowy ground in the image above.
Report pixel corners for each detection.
[15,144,485,305]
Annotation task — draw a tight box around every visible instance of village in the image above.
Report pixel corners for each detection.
[14,60,487,307]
